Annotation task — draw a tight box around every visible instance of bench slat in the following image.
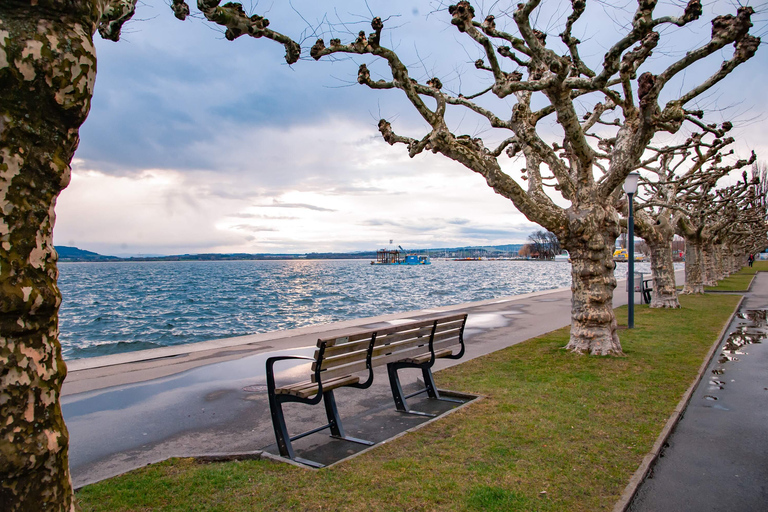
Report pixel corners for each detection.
[318,337,374,358]
[314,340,460,382]
[373,325,433,346]
[302,313,466,383]
[375,324,461,349]
[371,314,465,337]
[316,330,378,347]
[314,325,452,370]
[276,374,360,399]
[400,348,453,365]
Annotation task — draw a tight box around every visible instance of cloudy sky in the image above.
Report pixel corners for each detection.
[53,1,768,256]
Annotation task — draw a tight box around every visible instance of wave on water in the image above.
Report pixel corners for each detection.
[56,259,676,360]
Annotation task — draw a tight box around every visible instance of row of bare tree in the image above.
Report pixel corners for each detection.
[632,134,765,308]
[1,1,764,509]
[524,145,766,301]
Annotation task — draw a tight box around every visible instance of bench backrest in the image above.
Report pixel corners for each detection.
[311,313,467,383]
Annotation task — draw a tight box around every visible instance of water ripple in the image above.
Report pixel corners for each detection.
[57,259,669,360]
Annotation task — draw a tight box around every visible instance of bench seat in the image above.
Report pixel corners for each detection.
[275,375,360,399]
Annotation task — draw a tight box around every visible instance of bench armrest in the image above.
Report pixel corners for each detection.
[266,356,315,394]
[442,314,468,360]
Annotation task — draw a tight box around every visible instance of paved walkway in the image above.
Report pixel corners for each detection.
[62,271,682,488]
[628,273,768,511]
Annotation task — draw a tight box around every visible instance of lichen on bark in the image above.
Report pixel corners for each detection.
[0,1,135,510]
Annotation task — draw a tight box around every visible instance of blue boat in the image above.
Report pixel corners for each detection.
[371,248,431,265]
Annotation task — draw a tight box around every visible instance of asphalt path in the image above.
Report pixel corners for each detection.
[629,273,768,511]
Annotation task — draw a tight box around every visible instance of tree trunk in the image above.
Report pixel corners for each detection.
[682,239,704,294]
[634,213,680,309]
[647,238,680,308]
[712,244,725,282]
[562,208,623,356]
[0,3,100,509]
[702,244,717,286]
[718,246,729,277]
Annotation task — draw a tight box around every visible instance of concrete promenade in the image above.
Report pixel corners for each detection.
[63,270,684,488]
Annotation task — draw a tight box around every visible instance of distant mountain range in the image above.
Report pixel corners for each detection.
[54,244,525,262]
[56,246,119,261]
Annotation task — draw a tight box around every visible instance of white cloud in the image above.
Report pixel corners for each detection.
[57,116,537,256]
[59,1,768,256]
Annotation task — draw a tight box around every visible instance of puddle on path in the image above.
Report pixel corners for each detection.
[463,312,518,338]
[703,309,767,405]
[62,345,316,472]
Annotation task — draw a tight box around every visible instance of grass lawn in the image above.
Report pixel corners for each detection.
[705,262,767,292]
[76,294,741,512]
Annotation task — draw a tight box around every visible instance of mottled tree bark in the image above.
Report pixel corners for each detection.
[647,238,680,308]
[682,239,705,294]
[702,243,718,286]
[0,1,133,510]
[634,212,680,308]
[561,207,623,355]
[714,244,727,278]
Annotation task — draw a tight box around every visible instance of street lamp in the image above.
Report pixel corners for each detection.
[623,172,640,329]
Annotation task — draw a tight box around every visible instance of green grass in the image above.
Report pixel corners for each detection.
[76,294,741,512]
[705,262,767,292]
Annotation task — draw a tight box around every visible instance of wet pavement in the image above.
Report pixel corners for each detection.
[62,272,682,488]
[62,287,573,487]
[628,273,768,512]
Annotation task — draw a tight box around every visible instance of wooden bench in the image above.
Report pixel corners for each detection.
[266,313,468,467]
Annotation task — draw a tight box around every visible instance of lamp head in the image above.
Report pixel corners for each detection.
[623,172,640,195]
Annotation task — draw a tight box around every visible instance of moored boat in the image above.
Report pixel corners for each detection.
[371,248,431,265]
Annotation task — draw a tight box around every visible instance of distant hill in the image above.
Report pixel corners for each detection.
[55,246,119,261]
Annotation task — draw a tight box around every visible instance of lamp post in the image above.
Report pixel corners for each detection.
[623,172,640,329]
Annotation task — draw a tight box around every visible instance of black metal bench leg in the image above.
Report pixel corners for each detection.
[268,394,296,460]
[421,366,439,399]
[387,363,435,417]
[421,366,464,404]
[268,394,326,468]
[323,391,374,446]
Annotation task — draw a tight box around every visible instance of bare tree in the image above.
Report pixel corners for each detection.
[676,157,757,293]
[304,1,760,355]
[718,166,768,273]
[544,230,562,258]
[528,229,561,259]
[518,243,534,258]
[631,121,753,307]
[0,1,296,509]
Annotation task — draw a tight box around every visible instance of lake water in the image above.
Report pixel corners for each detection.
[57,259,662,360]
